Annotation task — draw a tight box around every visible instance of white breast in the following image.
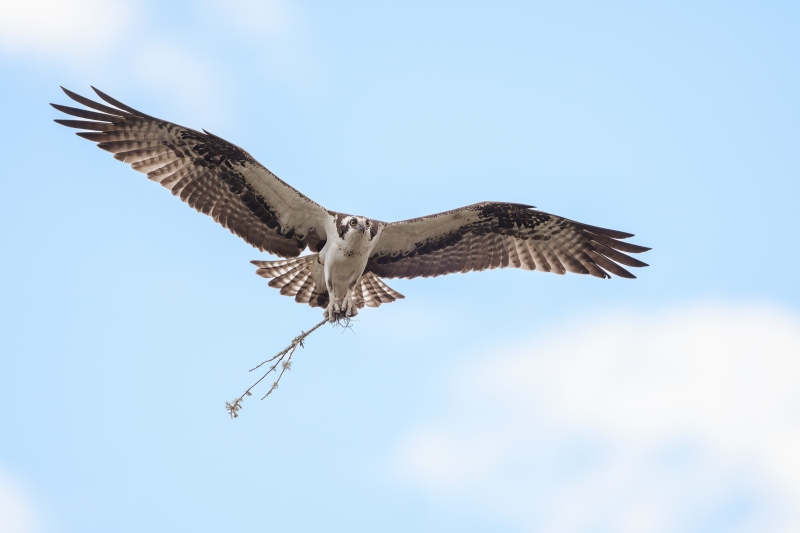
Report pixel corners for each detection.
[321,231,374,298]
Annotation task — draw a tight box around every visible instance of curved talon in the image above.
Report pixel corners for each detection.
[342,298,355,317]
[325,295,358,321]
[323,294,358,325]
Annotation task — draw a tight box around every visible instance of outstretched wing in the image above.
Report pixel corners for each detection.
[367,202,650,279]
[52,87,331,257]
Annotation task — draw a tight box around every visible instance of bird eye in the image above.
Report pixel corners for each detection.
[350,218,357,226]
[365,220,370,227]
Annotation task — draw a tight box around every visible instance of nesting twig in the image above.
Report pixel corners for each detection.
[226,317,329,418]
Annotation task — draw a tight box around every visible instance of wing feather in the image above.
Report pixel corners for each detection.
[509,238,531,271]
[52,87,331,257]
[590,240,649,268]
[54,119,116,131]
[367,202,649,280]
[589,250,636,279]
[540,242,566,275]
[51,103,118,122]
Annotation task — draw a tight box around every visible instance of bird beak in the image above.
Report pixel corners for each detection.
[357,223,366,233]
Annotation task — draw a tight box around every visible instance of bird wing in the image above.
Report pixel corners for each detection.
[52,87,332,257]
[366,202,650,279]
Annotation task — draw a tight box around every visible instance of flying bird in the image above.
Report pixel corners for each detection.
[52,87,650,321]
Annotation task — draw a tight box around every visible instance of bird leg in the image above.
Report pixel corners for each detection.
[342,294,358,317]
[324,294,358,321]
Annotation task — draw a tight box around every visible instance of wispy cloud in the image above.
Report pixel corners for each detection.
[0,470,42,533]
[3,0,310,126]
[0,0,225,117]
[0,0,136,63]
[388,302,800,533]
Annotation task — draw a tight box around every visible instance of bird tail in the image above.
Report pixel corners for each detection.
[251,256,404,310]
[251,255,329,308]
[354,272,405,308]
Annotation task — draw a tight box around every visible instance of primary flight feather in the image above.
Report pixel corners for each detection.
[52,87,650,320]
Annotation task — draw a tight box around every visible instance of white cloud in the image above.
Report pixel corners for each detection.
[389,302,800,533]
[2,0,308,127]
[0,0,136,62]
[2,0,310,116]
[0,470,41,533]
[0,0,231,127]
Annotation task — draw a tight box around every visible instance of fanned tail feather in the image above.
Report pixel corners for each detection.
[355,272,405,308]
[252,255,329,308]
[251,256,404,310]
[251,256,309,278]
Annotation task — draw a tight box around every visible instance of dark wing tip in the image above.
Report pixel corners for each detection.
[90,86,149,117]
[60,86,84,101]
[480,201,537,210]
[75,131,105,141]
[504,202,537,209]
[614,263,637,278]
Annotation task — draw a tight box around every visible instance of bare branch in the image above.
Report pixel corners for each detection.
[226,317,329,418]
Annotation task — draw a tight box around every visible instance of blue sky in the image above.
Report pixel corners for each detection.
[1,1,799,532]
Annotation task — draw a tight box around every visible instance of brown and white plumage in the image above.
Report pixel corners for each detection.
[251,256,404,310]
[367,202,650,280]
[53,87,650,320]
[52,86,329,258]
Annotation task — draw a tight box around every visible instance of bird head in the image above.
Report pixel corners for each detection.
[338,215,376,241]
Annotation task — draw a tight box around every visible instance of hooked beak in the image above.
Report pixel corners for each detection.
[357,223,366,233]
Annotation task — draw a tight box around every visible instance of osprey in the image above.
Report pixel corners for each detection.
[53,87,650,320]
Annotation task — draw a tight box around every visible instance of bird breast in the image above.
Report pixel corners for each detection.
[321,233,374,295]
